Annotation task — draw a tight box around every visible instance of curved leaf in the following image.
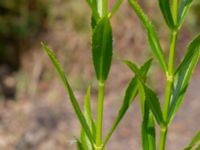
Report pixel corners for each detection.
[92,16,113,82]
[42,43,95,144]
[128,0,168,73]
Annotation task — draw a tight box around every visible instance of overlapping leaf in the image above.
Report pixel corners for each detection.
[92,16,113,82]
[168,34,200,124]
[42,43,94,144]
[102,59,152,148]
[125,60,164,125]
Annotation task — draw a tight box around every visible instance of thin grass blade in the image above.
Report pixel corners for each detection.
[42,43,94,144]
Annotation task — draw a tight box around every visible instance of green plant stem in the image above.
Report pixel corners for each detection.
[159,1,179,149]
[95,81,105,149]
[98,0,108,17]
[159,31,178,150]
[172,0,179,25]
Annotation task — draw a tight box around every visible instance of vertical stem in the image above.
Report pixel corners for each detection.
[159,30,178,150]
[96,81,105,149]
[159,0,179,147]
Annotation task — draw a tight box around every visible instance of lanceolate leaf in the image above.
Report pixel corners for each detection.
[143,86,164,125]
[184,131,200,150]
[157,0,176,29]
[102,59,152,148]
[138,83,156,150]
[125,60,164,125]
[92,16,113,82]
[128,0,167,73]
[178,0,194,28]
[84,86,96,136]
[147,25,168,72]
[80,87,96,150]
[42,43,94,144]
[168,34,200,124]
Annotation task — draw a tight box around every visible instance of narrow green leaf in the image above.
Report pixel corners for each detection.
[168,34,200,123]
[110,0,124,18]
[157,0,176,29]
[184,131,200,150]
[125,60,164,125]
[102,59,152,148]
[138,83,156,150]
[178,0,194,28]
[147,25,168,72]
[84,86,96,138]
[42,43,95,144]
[92,16,113,81]
[128,0,168,73]
[144,86,164,125]
[76,139,85,150]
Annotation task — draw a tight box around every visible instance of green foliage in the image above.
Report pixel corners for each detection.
[184,131,200,150]
[43,0,200,150]
[42,43,95,144]
[92,16,112,82]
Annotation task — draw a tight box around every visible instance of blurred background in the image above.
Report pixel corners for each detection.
[0,0,200,149]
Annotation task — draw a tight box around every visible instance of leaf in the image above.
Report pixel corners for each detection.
[76,139,85,150]
[168,34,200,124]
[128,0,167,73]
[92,16,113,82]
[157,0,176,29]
[110,0,124,18]
[102,59,152,148]
[178,0,194,28]
[184,131,200,150]
[42,43,95,144]
[147,25,168,73]
[138,83,156,150]
[125,60,164,125]
[143,86,164,125]
[84,87,96,139]
[80,87,96,150]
